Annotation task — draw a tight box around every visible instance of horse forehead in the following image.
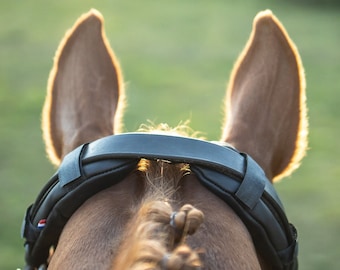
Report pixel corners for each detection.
[49,175,141,268]
[49,166,261,269]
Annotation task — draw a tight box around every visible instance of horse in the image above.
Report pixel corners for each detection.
[21,9,307,270]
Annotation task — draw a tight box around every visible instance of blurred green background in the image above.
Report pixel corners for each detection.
[1,1,339,269]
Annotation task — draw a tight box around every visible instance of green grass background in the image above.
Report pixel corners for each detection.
[1,1,339,269]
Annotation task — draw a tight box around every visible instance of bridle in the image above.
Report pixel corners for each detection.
[21,133,298,269]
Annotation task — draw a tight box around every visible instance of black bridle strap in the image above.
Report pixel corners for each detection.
[64,133,245,183]
[79,133,283,208]
[22,133,297,269]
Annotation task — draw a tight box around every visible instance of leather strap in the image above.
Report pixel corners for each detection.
[22,133,297,269]
[80,133,283,209]
[82,133,245,178]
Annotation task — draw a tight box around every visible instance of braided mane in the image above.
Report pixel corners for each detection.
[112,159,204,270]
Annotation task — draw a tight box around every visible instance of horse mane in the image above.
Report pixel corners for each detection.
[112,156,205,270]
[137,121,205,140]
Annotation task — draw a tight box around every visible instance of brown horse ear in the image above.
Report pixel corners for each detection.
[222,10,308,182]
[42,9,124,166]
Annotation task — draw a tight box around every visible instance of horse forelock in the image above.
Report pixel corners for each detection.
[111,151,205,269]
[138,159,190,202]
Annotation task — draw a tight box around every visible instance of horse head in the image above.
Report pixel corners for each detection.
[22,9,307,270]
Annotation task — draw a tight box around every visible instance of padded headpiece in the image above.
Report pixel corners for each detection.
[22,133,298,269]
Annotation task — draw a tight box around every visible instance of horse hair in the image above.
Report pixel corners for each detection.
[112,160,204,270]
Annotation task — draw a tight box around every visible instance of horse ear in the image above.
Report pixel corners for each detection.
[42,9,124,166]
[222,10,308,182]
